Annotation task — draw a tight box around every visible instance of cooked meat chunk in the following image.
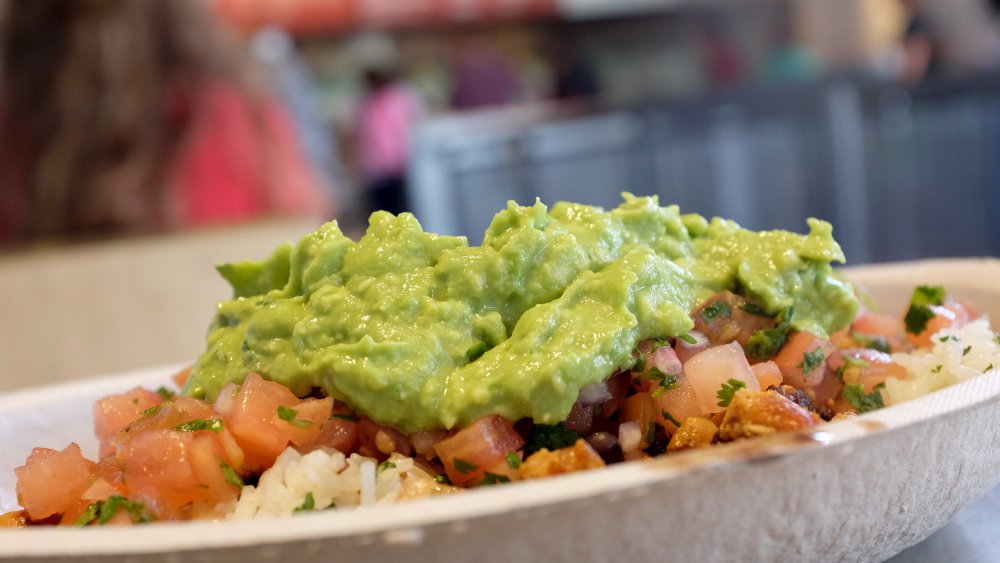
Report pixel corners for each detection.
[520,439,605,480]
[718,389,820,442]
[667,417,718,453]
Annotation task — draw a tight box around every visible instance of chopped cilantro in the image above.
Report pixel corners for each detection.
[156,386,176,401]
[377,460,397,474]
[524,423,580,456]
[716,379,747,408]
[850,331,890,354]
[931,365,943,373]
[800,348,826,374]
[985,363,995,373]
[963,345,972,357]
[836,355,869,382]
[677,333,698,345]
[330,413,359,422]
[661,410,682,427]
[139,405,162,417]
[453,458,478,474]
[219,458,244,488]
[843,384,884,413]
[745,307,794,360]
[644,421,656,445]
[904,285,946,335]
[644,368,680,398]
[505,452,521,469]
[940,335,960,343]
[434,474,451,485]
[295,492,315,512]
[174,418,224,433]
[76,496,156,526]
[995,334,1000,346]
[911,285,946,307]
[478,473,511,486]
[632,348,646,371]
[739,303,773,317]
[277,405,312,428]
[74,503,100,527]
[652,339,671,351]
[700,300,732,324]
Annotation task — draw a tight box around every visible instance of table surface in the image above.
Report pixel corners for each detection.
[888,483,1000,562]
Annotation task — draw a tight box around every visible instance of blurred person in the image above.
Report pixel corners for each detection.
[551,43,600,100]
[896,0,943,84]
[356,66,423,216]
[0,0,330,246]
[252,26,346,213]
[450,38,520,109]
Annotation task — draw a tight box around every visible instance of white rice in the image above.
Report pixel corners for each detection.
[226,448,430,520]
[885,319,1000,405]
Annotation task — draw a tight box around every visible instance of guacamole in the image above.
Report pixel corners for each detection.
[183,195,857,432]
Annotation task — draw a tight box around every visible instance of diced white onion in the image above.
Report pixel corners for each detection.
[578,381,612,406]
[618,421,642,453]
[214,383,238,415]
[651,345,683,375]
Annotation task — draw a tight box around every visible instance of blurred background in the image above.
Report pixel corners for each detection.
[3,0,1000,262]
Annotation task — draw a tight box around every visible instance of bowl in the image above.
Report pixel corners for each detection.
[2,258,999,563]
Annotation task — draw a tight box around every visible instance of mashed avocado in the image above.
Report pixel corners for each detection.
[183,195,857,432]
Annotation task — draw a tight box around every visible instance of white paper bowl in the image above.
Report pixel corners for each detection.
[2,258,1000,563]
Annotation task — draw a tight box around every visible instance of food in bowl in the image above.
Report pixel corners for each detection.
[3,195,997,527]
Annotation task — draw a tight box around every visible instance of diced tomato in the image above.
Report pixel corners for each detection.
[122,429,238,509]
[356,418,413,460]
[223,373,298,469]
[279,397,333,448]
[751,360,783,390]
[852,310,904,349]
[655,372,703,431]
[15,443,96,520]
[302,415,359,455]
[683,342,760,413]
[81,478,122,503]
[905,299,974,348]
[93,387,163,458]
[774,331,833,388]
[811,368,844,407]
[621,393,657,449]
[691,291,776,347]
[408,428,448,459]
[171,366,192,389]
[829,348,908,393]
[434,415,524,488]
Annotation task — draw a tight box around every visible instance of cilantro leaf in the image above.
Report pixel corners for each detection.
[700,300,732,324]
[377,460,396,474]
[745,307,794,360]
[75,496,157,526]
[218,458,244,488]
[716,379,747,408]
[330,413,359,422]
[139,405,162,417]
[661,410,682,427]
[156,387,176,401]
[904,286,946,335]
[478,473,511,486]
[505,452,522,469]
[850,331,890,354]
[843,384,884,413]
[739,303,774,318]
[799,347,826,374]
[453,458,478,474]
[677,333,697,345]
[174,418,224,433]
[523,423,580,456]
[295,492,315,512]
[277,405,312,428]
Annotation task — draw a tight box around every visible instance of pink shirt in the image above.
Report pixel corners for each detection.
[357,84,422,182]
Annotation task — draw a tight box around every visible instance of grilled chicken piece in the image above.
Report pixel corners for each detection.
[667,417,718,453]
[718,388,819,442]
[520,440,605,480]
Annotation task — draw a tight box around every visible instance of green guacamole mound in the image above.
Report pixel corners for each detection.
[183,195,857,432]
